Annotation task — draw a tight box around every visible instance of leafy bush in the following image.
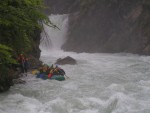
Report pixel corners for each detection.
[0,0,54,66]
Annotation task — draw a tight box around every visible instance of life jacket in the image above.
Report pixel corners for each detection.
[49,68,55,74]
[48,73,53,78]
[55,67,65,75]
[17,55,25,64]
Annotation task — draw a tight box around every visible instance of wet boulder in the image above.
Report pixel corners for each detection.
[55,56,77,65]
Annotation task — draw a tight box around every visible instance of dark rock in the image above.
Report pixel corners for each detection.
[44,0,80,14]
[143,45,150,55]
[0,65,14,93]
[62,1,145,54]
[28,55,42,69]
[55,56,77,65]
[0,85,10,93]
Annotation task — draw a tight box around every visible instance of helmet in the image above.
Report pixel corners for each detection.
[55,64,59,68]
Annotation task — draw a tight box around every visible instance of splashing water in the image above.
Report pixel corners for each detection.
[40,14,68,52]
[0,14,150,113]
[1,51,150,113]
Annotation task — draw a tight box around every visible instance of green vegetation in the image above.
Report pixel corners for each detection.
[0,0,53,92]
[0,0,49,52]
[0,44,16,65]
[0,0,53,65]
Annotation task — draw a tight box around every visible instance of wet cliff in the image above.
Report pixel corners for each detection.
[0,29,41,93]
[45,0,150,55]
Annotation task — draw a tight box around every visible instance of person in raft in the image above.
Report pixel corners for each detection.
[54,64,66,76]
[37,64,66,79]
[47,64,65,78]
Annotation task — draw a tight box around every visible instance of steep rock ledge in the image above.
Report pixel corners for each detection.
[0,29,42,93]
[44,0,80,14]
[44,0,150,55]
[62,0,150,55]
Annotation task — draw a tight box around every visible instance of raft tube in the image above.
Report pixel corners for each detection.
[36,73,65,81]
[50,75,65,81]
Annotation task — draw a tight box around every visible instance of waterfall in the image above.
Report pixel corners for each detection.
[40,14,68,52]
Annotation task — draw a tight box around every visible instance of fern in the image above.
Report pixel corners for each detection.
[0,44,17,65]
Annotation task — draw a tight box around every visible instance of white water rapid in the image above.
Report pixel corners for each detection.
[0,15,150,113]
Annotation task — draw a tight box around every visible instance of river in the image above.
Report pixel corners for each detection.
[0,15,150,113]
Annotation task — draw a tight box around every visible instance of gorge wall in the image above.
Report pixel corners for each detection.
[45,0,150,55]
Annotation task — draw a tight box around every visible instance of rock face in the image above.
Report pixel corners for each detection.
[45,0,150,55]
[55,56,77,65]
[44,0,79,14]
[62,0,147,54]
[0,67,14,93]
[0,28,42,93]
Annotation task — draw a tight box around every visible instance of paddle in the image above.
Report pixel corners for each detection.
[57,68,69,79]
[64,74,70,79]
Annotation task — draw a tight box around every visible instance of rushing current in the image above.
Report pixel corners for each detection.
[0,15,150,113]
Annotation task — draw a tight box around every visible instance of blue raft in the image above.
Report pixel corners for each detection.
[36,73,65,81]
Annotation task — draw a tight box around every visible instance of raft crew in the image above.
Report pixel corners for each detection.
[36,64,66,79]
[17,54,66,79]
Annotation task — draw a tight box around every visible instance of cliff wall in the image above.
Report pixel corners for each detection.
[45,0,150,55]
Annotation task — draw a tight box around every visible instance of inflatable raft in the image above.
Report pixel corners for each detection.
[50,75,65,81]
[36,73,65,81]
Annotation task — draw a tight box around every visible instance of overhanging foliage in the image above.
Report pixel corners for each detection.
[0,0,53,65]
